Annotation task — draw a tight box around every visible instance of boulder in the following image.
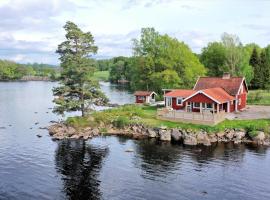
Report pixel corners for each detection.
[226,131,234,140]
[159,129,171,141]
[253,131,265,144]
[92,128,99,136]
[197,132,211,146]
[147,129,157,138]
[208,134,217,143]
[216,132,225,138]
[184,135,197,145]
[171,129,182,141]
[234,131,246,140]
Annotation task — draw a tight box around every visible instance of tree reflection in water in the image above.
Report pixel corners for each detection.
[55,140,109,200]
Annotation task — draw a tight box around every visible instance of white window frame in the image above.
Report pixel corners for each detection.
[193,102,200,109]
[238,98,241,105]
[176,97,184,106]
[206,103,213,109]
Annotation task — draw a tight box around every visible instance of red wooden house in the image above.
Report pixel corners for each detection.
[134,91,157,104]
[164,73,248,114]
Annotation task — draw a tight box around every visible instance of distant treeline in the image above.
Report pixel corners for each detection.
[0,60,59,80]
[97,28,270,93]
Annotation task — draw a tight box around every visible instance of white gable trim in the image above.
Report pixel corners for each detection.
[182,90,221,104]
[236,78,248,95]
[193,77,200,90]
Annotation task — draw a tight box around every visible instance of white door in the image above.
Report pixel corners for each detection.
[166,97,172,107]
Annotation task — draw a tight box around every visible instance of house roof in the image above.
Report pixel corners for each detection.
[134,91,156,96]
[164,89,196,98]
[194,77,245,96]
[201,88,235,103]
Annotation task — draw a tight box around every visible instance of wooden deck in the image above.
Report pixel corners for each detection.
[157,108,226,125]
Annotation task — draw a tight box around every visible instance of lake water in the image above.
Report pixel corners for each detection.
[0,81,270,200]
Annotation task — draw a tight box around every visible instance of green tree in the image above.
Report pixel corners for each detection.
[249,48,261,89]
[200,42,227,76]
[53,21,108,117]
[131,28,205,91]
[264,45,270,90]
[150,69,181,93]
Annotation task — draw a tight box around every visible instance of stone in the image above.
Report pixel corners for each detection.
[171,129,182,141]
[197,132,211,146]
[216,132,225,138]
[234,131,246,140]
[36,134,42,138]
[226,131,234,140]
[208,134,217,143]
[184,135,198,145]
[125,148,134,152]
[159,130,171,141]
[70,135,80,139]
[253,131,265,144]
[92,128,99,136]
[147,129,157,138]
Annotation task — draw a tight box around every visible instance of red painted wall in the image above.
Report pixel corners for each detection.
[237,83,248,110]
[187,93,215,104]
[171,97,186,110]
[135,96,145,103]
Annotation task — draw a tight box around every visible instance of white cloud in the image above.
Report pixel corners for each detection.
[0,0,269,64]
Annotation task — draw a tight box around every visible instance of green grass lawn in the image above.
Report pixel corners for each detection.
[248,90,270,105]
[93,70,109,81]
[67,105,270,134]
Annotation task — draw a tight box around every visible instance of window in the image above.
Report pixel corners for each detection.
[206,103,213,109]
[138,96,144,101]
[238,98,241,105]
[176,97,183,105]
[193,102,200,108]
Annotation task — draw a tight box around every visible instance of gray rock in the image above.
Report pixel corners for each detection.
[234,131,246,140]
[159,130,171,141]
[171,129,182,141]
[147,129,157,138]
[253,131,265,144]
[184,135,198,145]
[226,131,234,140]
[216,132,225,138]
[92,128,99,136]
[197,132,211,146]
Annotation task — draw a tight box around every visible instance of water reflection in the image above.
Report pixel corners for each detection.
[55,140,109,200]
[133,139,183,178]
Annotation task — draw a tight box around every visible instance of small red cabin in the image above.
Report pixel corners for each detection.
[164,73,248,113]
[134,91,157,104]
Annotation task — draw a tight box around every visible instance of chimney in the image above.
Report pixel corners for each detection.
[222,72,231,79]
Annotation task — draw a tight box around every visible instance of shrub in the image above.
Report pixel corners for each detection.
[66,116,89,128]
[113,116,130,128]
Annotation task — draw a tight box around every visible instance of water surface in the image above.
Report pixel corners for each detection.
[0,81,269,200]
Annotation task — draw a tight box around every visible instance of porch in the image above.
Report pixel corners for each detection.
[157,108,226,125]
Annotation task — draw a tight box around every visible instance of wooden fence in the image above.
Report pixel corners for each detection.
[157,108,226,125]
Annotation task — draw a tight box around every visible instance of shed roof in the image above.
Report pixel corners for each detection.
[134,91,155,96]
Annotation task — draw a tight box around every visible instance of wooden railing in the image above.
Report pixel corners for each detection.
[157,108,226,125]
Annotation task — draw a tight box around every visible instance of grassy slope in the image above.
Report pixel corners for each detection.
[67,105,270,134]
[93,71,109,81]
[248,90,270,105]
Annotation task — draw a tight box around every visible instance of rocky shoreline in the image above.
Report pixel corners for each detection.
[47,123,270,146]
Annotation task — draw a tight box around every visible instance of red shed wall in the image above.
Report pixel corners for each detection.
[135,96,145,103]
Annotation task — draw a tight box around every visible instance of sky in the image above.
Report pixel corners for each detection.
[0,0,269,65]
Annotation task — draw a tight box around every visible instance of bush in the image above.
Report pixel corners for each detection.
[66,116,89,128]
[113,116,130,128]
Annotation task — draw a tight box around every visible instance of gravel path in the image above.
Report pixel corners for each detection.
[226,105,270,120]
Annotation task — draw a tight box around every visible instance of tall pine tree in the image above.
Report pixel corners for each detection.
[249,48,261,89]
[53,21,108,117]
